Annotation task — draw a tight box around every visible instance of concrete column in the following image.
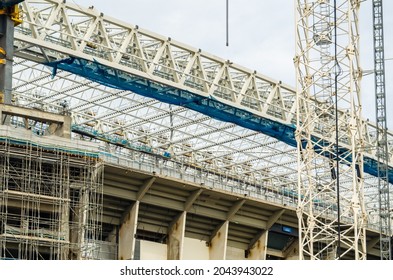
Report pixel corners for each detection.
[60,201,70,260]
[69,188,89,260]
[167,211,186,260]
[118,201,139,260]
[248,230,268,260]
[209,221,229,260]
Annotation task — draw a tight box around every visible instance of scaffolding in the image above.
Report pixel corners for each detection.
[0,130,103,260]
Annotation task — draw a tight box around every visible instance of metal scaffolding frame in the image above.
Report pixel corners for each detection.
[0,127,103,259]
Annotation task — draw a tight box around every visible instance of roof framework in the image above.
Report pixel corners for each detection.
[9,0,392,235]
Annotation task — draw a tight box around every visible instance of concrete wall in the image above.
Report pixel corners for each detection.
[140,240,167,260]
[226,246,246,260]
[182,238,209,260]
[138,239,248,260]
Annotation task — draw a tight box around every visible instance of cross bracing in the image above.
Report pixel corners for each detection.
[8,0,393,244]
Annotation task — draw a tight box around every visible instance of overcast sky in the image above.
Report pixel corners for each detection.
[71,0,392,129]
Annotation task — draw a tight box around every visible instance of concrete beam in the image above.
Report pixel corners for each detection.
[104,185,135,200]
[248,230,264,251]
[0,104,71,137]
[118,201,139,260]
[209,221,228,260]
[248,230,268,260]
[245,208,286,258]
[266,248,284,258]
[167,211,186,260]
[230,215,267,229]
[184,189,203,211]
[141,195,185,212]
[136,177,156,201]
[266,209,285,230]
[283,238,299,260]
[102,215,120,225]
[368,247,381,257]
[226,199,246,221]
[137,223,168,235]
[366,236,380,252]
[247,209,285,252]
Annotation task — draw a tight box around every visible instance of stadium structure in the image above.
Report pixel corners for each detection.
[0,0,392,260]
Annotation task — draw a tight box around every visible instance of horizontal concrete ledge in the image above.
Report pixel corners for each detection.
[0,104,67,123]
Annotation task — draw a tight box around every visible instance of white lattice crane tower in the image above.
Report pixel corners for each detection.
[295,0,367,259]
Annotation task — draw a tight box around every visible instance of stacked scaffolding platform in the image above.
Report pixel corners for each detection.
[0,125,103,260]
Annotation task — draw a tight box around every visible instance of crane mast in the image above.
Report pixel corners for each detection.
[372,0,391,260]
[295,0,367,259]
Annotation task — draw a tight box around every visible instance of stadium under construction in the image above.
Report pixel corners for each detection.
[0,0,392,260]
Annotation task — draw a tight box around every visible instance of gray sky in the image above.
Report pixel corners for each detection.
[72,0,392,129]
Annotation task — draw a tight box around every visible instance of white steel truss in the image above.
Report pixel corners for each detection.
[295,0,367,259]
[10,0,392,172]
[6,0,393,258]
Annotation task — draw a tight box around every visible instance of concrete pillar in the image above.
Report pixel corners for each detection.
[48,115,71,138]
[167,211,186,260]
[209,221,229,260]
[60,201,70,260]
[118,201,139,260]
[248,230,268,260]
[69,188,89,260]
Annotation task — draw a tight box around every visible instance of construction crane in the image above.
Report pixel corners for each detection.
[295,0,391,260]
[295,0,367,259]
[0,0,23,104]
[372,0,391,260]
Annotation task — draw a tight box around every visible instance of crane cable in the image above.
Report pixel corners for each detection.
[226,0,229,46]
[333,0,342,260]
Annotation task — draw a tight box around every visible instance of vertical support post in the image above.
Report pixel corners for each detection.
[69,187,89,260]
[248,230,268,260]
[60,200,70,260]
[0,10,15,105]
[167,211,186,260]
[209,221,228,260]
[372,0,391,260]
[118,201,139,260]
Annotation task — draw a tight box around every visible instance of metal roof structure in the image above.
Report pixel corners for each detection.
[9,0,393,238]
